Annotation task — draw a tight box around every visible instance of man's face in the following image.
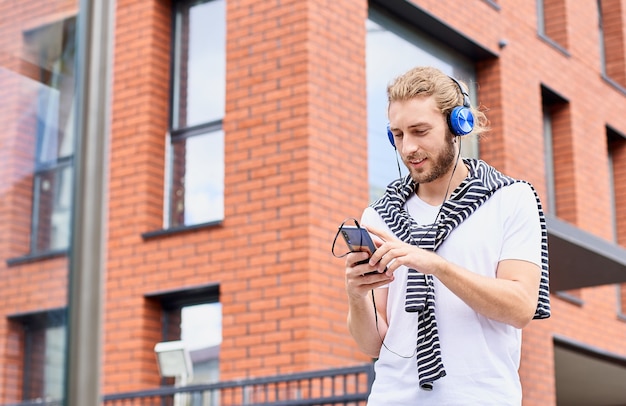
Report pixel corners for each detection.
[387,96,457,184]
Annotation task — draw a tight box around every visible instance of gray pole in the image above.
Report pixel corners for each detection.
[65,0,115,404]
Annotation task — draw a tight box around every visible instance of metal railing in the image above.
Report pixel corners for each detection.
[102,364,374,406]
[5,364,374,406]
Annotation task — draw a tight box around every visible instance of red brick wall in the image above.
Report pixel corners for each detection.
[103,0,371,393]
[104,0,172,392]
[210,0,371,381]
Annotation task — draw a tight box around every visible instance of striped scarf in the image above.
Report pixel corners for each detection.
[371,158,550,390]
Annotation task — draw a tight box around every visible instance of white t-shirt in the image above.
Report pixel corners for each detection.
[363,182,542,406]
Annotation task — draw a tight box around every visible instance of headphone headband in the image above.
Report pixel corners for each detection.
[449,76,471,108]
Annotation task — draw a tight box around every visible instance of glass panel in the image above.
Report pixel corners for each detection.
[44,325,67,399]
[366,10,475,202]
[24,327,47,400]
[162,302,222,385]
[22,312,67,402]
[172,0,226,129]
[170,130,225,226]
[181,302,222,384]
[33,164,73,252]
[0,2,80,404]
[542,107,557,215]
[27,17,77,163]
[160,302,221,405]
[22,15,77,254]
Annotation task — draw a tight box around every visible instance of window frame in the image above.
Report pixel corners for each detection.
[145,283,220,338]
[536,0,570,55]
[597,0,626,94]
[25,16,77,256]
[540,84,569,217]
[8,308,67,402]
[164,0,226,231]
[145,283,221,386]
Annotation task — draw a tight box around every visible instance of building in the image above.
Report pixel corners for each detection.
[0,0,626,404]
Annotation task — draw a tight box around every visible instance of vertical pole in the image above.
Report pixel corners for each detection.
[65,0,115,404]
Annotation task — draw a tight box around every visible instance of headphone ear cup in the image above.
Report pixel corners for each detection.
[386,124,396,148]
[448,106,474,136]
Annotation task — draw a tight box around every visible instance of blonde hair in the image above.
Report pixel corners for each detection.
[387,66,489,138]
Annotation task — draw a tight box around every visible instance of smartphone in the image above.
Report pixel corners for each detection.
[340,225,377,266]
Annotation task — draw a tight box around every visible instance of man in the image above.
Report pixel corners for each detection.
[344,66,550,405]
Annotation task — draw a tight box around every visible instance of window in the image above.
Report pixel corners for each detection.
[540,86,565,216]
[607,126,624,241]
[366,7,478,202]
[541,85,581,301]
[598,0,626,88]
[540,85,570,217]
[607,126,626,317]
[147,284,221,386]
[537,0,569,52]
[9,309,67,403]
[166,0,226,228]
[167,303,222,384]
[542,105,556,215]
[24,17,77,254]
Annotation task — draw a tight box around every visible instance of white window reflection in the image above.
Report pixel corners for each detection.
[170,131,225,226]
[181,0,226,127]
[180,302,222,406]
[44,325,66,400]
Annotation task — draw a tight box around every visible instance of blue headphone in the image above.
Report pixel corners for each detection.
[386,76,475,148]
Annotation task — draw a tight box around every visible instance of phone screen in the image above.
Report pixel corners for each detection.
[340,225,377,256]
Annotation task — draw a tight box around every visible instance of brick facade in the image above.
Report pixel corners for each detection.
[1,0,626,404]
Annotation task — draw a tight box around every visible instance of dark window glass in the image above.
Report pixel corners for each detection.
[10,309,67,402]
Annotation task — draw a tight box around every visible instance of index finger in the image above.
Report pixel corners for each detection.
[364,225,397,245]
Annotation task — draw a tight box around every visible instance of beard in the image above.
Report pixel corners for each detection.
[403,134,457,184]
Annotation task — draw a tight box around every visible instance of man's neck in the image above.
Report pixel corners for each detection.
[415,161,469,205]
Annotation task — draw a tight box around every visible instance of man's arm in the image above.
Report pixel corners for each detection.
[366,228,541,329]
[427,257,540,328]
